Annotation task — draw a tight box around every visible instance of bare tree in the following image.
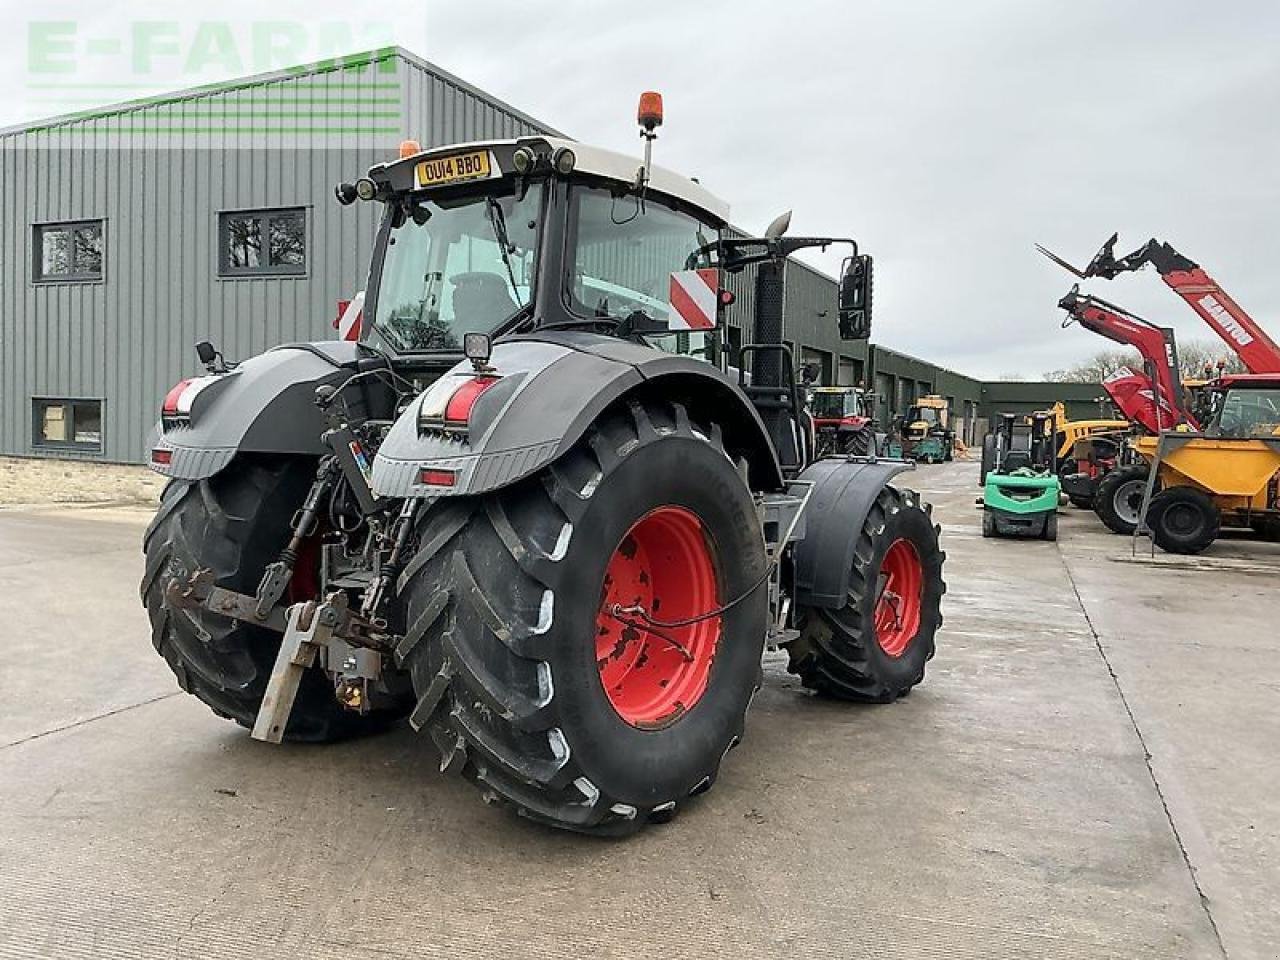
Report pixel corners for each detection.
[1174,340,1247,379]
[1044,348,1138,383]
[1044,339,1248,382]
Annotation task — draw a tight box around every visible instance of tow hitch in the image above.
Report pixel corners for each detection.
[165,570,391,742]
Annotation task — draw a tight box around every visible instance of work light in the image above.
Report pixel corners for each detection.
[553,147,576,175]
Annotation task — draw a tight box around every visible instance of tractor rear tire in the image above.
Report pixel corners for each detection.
[846,429,873,457]
[786,487,944,702]
[1148,487,1219,555]
[980,433,996,486]
[396,399,769,835]
[1095,464,1151,536]
[140,458,407,741]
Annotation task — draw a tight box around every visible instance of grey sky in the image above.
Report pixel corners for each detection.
[4,1,1277,379]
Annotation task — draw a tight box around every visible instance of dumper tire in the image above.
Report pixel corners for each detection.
[396,399,769,835]
[1148,486,1219,555]
[1095,464,1151,536]
[141,457,407,741]
[786,486,944,702]
[1251,517,1280,541]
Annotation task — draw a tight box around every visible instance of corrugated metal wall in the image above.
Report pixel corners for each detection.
[0,49,551,463]
[980,380,1114,425]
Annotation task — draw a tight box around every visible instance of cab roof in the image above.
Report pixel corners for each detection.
[1213,373,1280,390]
[378,136,730,225]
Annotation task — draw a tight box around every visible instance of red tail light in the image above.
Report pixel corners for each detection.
[151,448,173,465]
[419,468,456,487]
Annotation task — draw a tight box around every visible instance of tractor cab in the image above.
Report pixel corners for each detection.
[1201,374,1280,438]
[341,99,876,481]
[904,397,948,435]
[810,386,872,424]
[340,135,733,374]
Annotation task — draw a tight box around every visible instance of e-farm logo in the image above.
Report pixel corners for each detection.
[25,21,403,137]
[1198,293,1255,347]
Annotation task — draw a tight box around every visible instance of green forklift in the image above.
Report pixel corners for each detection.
[982,411,1061,540]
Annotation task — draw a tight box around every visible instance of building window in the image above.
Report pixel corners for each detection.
[32,398,103,451]
[219,208,307,277]
[33,220,104,282]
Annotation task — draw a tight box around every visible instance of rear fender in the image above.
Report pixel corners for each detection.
[371,332,783,499]
[149,341,369,480]
[791,457,914,609]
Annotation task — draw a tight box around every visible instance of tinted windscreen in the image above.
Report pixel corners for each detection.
[1211,387,1280,437]
[812,393,856,418]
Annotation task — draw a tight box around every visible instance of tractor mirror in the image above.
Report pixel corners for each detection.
[838,254,873,340]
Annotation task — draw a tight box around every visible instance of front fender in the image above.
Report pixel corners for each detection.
[372,331,783,498]
[149,342,364,480]
[792,457,915,609]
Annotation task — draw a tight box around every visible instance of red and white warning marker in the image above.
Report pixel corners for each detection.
[162,376,220,416]
[335,290,366,341]
[668,268,719,331]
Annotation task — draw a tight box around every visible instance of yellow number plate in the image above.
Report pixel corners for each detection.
[415,150,492,188]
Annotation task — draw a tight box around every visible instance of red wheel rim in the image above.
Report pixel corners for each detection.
[874,538,923,658]
[595,506,721,728]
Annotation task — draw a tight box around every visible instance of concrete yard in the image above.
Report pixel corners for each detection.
[0,461,1275,960]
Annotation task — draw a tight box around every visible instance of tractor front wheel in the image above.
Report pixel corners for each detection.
[786,487,944,701]
[397,399,768,835]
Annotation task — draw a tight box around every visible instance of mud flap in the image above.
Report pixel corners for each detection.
[791,457,914,609]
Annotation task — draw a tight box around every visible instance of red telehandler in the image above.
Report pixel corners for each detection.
[1056,285,1199,431]
[1039,234,1280,373]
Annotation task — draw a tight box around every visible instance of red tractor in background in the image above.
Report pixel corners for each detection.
[810,385,879,457]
